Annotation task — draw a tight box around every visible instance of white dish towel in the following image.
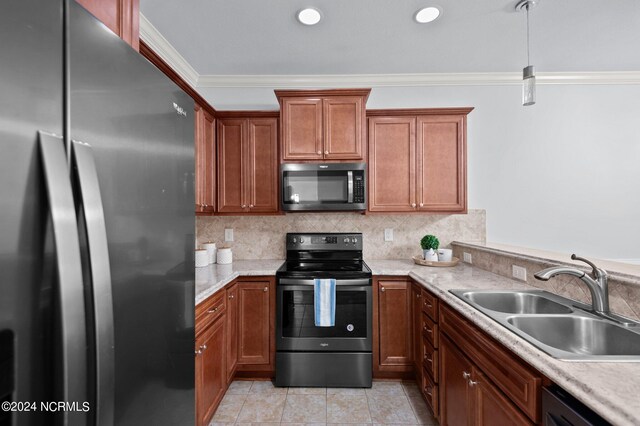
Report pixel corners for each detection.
[314,278,336,327]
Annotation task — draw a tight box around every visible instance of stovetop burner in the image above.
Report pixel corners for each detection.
[276,232,371,280]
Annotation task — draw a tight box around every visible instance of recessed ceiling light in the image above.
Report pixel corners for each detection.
[297,8,322,26]
[415,7,441,24]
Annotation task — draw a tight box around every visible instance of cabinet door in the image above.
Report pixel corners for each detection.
[440,335,473,426]
[368,116,417,212]
[217,119,246,212]
[281,98,323,160]
[226,284,238,384]
[247,118,278,212]
[237,280,272,365]
[196,315,226,426]
[194,105,205,213]
[323,96,364,160]
[416,115,466,212]
[377,279,413,370]
[412,283,423,381]
[75,0,139,50]
[471,368,533,426]
[201,109,216,213]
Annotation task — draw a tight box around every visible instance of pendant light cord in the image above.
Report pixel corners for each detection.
[526,4,531,66]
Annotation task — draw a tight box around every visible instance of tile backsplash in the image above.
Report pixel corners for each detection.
[196,210,486,260]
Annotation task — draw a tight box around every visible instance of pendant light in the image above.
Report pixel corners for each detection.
[516,0,537,106]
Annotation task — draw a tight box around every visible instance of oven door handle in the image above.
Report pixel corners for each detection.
[278,278,370,286]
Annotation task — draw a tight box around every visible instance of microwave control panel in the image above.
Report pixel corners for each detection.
[353,175,365,203]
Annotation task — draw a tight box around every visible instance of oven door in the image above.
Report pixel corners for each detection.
[276,278,372,352]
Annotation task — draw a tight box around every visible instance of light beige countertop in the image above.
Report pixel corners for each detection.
[195,259,284,304]
[195,258,640,425]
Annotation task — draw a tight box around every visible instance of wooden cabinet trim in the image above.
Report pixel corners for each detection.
[367,107,474,117]
[216,110,279,119]
[276,88,371,101]
[440,303,542,423]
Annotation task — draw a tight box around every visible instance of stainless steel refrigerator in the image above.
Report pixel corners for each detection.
[0,1,195,425]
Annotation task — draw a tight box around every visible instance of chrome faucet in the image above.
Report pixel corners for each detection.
[534,254,609,314]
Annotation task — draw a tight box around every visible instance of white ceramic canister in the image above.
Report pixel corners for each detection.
[202,242,217,264]
[195,249,209,268]
[217,247,233,264]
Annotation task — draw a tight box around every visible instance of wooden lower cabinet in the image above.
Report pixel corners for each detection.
[412,283,423,383]
[374,277,413,375]
[439,303,542,425]
[195,314,226,426]
[236,278,275,372]
[225,283,238,383]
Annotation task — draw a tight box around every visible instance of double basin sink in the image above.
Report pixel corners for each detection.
[450,289,640,361]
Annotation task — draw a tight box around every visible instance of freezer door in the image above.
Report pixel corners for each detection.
[68,2,195,425]
[0,1,78,425]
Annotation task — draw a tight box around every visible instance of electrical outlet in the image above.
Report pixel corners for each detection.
[512,265,527,281]
[463,252,472,264]
[384,228,394,242]
[224,228,234,242]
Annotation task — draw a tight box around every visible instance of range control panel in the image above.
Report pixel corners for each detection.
[286,233,363,251]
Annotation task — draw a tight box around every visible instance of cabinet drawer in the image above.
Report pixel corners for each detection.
[421,312,438,348]
[196,291,227,336]
[422,366,439,418]
[422,339,438,383]
[440,304,541,423]
[421,288,438,322]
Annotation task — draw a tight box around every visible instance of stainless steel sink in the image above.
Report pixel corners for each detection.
[507,315,640,357]
[460,290,573,314]
[450,289,640,361]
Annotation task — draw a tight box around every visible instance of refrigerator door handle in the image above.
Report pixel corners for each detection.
[38,131,88,424]
[71,139,115,426]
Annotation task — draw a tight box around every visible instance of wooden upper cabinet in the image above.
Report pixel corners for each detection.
[376,278,413,372]
[217,119,246,213]
[217,112,279,214]
[367,108,472,213]
[276,89,370,162]
[75,0,139,50]
[368,116,416,212]
[323,96,364,159]
[195,105,215,214]
[280,98,323,160]
[417,115,466,212]
[247,118,279,212]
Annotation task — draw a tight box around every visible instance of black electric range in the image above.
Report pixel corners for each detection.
[275,233,372,388]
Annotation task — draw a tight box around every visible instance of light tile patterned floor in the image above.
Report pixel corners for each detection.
[209,380,438,425]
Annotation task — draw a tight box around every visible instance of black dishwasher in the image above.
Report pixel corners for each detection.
[542,386,610,426]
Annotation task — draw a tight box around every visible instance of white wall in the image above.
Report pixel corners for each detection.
[200,84,640,261]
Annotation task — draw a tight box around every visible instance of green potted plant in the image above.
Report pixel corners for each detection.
[420,234,440,261]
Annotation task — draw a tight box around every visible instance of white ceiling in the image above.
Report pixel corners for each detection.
[140,0,640,76]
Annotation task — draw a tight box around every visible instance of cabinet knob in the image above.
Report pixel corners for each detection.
[207,307,218,314]
[462,371,471,380]
[468,380,478,387]
[195,349,202,355]
[241,204,247,208]
[424,356,432,363]
[317,150,322,155]
[200,344,207,351]
[229,294,234,299]
[411,203,416,208]
[420,203,424,207]
[324,150,329,155]
[381,287,386,292]
[249,204,254,208]
[416,293,421,299]
[424,386,433,397]
[263,286,268,292]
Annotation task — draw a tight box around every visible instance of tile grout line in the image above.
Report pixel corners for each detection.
[231,380,252,425]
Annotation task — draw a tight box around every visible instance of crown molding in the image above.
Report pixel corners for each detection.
[197,71,640,88]
[139,14,640,90]
[139,13,198,88]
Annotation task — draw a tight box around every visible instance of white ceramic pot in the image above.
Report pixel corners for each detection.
[194,249,208,268]
[437,248,453,262]
[423,249,438,261]
[217,248,233,264]
[203,242,217,264]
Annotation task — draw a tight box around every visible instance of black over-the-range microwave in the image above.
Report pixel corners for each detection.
[281,163,366,211]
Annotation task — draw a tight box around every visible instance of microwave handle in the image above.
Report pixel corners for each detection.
[348,171,354,203]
